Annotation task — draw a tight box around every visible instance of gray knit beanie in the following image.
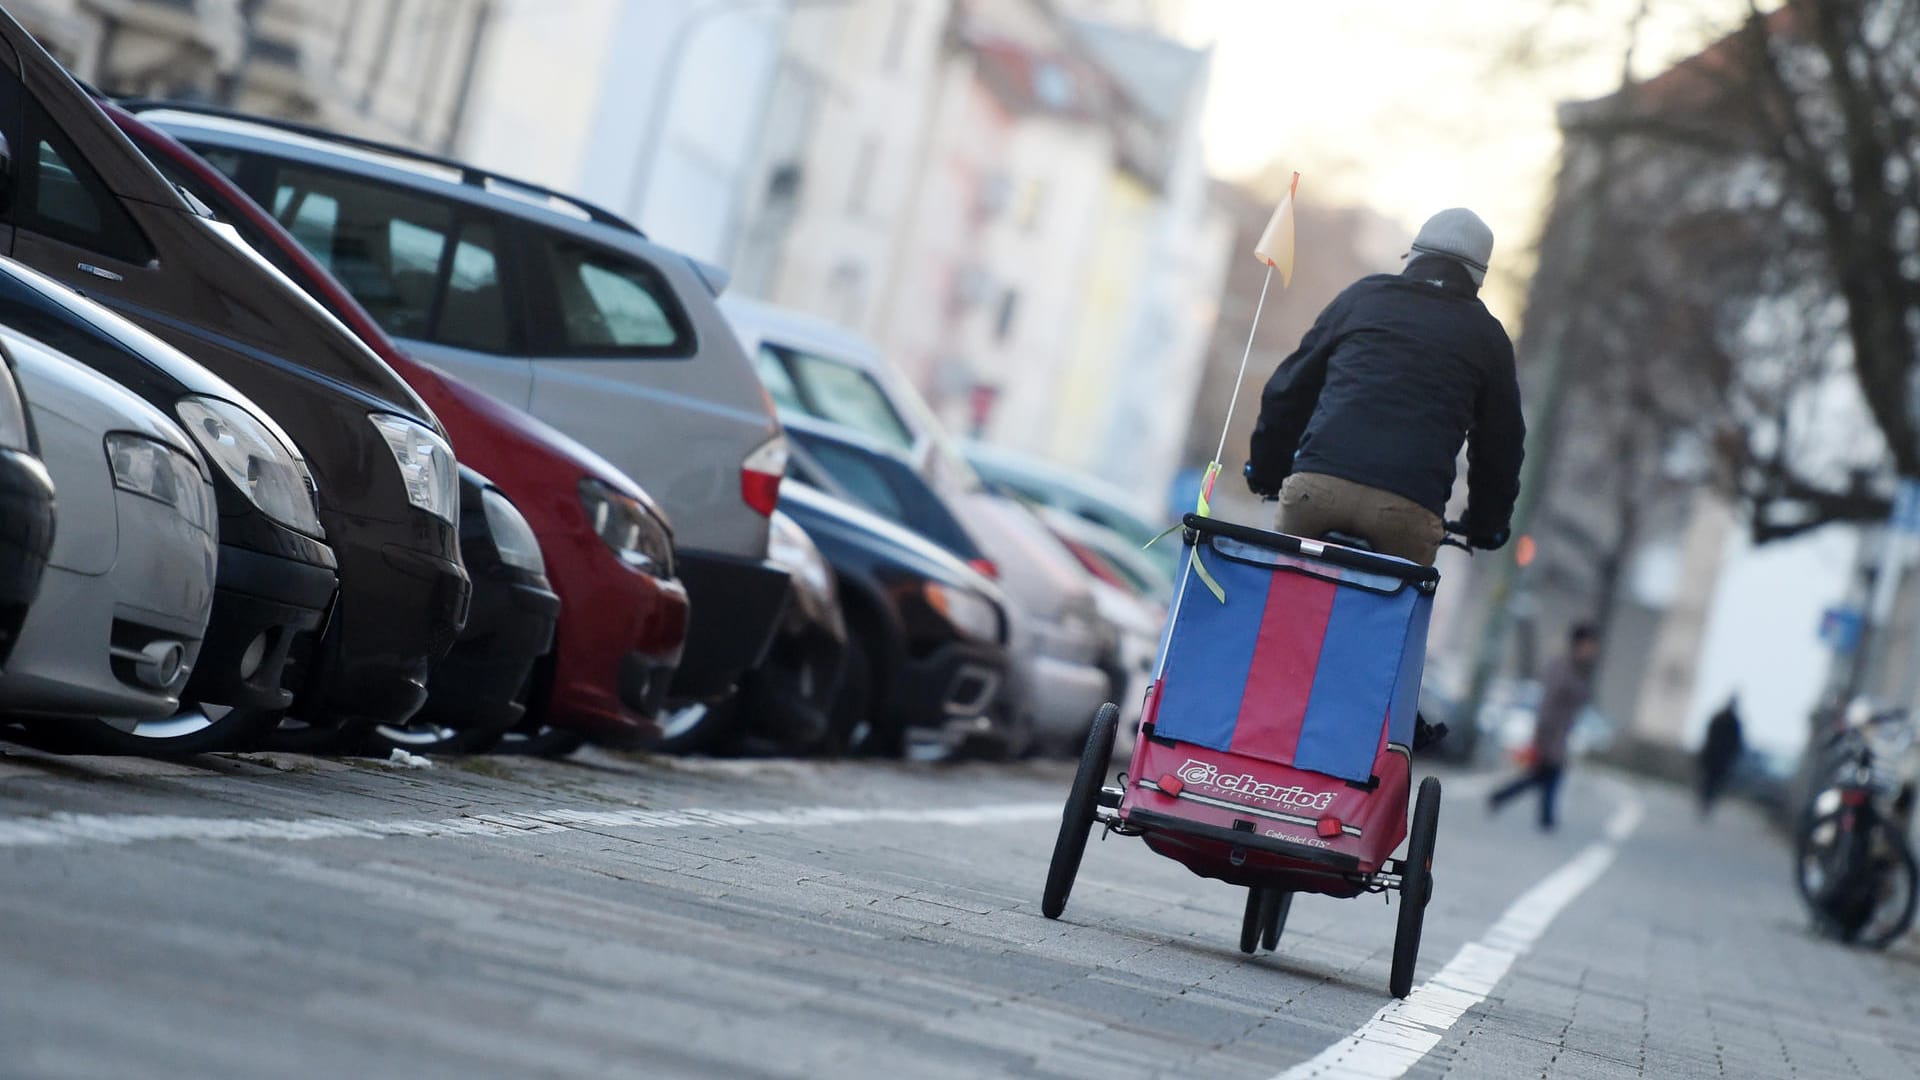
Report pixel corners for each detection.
[1406,208,1494,286]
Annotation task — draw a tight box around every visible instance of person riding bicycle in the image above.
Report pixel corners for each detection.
[1244,208,1525,566]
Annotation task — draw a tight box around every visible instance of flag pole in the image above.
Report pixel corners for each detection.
[1152,174,1296,679]
[1214,263,1275,467]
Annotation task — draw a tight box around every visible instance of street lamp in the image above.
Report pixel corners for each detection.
[623,0,846,226]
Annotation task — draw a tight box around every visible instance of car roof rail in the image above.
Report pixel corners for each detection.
[112,97,646,237]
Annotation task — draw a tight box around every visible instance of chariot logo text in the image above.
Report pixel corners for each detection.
[1174,759,1336,812]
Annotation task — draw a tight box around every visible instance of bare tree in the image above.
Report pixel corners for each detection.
[1553,0,1920,539]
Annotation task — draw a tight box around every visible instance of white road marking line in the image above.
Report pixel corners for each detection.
[1276,791,1646,1080]
[0,801,1059,849]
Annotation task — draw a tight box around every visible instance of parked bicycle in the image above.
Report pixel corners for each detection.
[1794,703,1917,948]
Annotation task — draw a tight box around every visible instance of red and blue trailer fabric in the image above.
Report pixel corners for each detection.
[1149,536,1431,783]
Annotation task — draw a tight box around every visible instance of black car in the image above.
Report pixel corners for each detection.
[393,466,560,753]
[0,258,337,751]
[777,481,1010,756]
[0,12,468,744]
[0,333,54,668]
[782,414,993,571]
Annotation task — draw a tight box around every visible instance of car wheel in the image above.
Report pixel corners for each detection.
[825,633,899,757]
[491,723,585,758]
[654,697,743,756]
[24,703,282,757]
[358,718,466,756]
[259,714,363,755]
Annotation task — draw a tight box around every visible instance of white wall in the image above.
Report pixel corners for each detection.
[461,0,789,266]
[459,0,623,195]
[1683,523,1859,760]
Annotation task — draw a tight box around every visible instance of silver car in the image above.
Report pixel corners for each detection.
[0,328,217,723]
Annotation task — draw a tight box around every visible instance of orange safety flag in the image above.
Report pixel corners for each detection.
[1253,172,1298,287]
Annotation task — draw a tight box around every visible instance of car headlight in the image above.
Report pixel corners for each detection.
[175,395,323,536]
[480,487,546,576]
[368,413,458,524]
[767,510,833,600]
[105,433,211,524]
[924,581,1002,643]
[579,477,673,576]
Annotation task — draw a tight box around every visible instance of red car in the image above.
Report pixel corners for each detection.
[109,105,690,751]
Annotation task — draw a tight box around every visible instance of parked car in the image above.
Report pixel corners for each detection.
[368,467,559,754]
[1034,506,1167,728]
[719,301,1123,751]
[724,297,977,501]
[1030,504,1174,603]
[778,481,1011,756]
[958,492,1116,753]
[0,19,465,747]
[0,326,217,724]
[964,440,1177,576]
[134,102,788,743]
[780,415,1111,752]
[0,340,56,668]
[783,413,994,573]
[0,258,337,753]
[658,508,845,755]
[114,106,688,752]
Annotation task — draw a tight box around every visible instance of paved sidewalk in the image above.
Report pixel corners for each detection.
[0,741,1913,1078]
[1414,774,1920,1079]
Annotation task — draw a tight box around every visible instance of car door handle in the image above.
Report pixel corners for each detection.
[77,263,124,282]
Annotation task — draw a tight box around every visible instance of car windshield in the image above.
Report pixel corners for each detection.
[758,344,914,453]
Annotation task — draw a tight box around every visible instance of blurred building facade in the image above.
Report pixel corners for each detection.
[461,0,790,268]
[733,0,1230,506]
[459,0,1228,507]
[13,0,490,149]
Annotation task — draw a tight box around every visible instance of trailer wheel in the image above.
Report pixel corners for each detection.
[1239,887,1263,954]
[1261,889,1292,950]
[1042,702,1118,919]
[1391,776,1441,998]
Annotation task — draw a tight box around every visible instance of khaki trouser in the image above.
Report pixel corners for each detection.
[1275,473,1446,566]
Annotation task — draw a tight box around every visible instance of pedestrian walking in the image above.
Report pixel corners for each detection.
[1244,208,1525,567]
[1488,624,1599,831]
[1698,696,1745,818]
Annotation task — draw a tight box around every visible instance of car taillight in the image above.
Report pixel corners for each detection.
[968,557,999,580]
[741,433,787,517]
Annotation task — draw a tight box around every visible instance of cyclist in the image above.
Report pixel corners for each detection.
[1245,208,1524,565]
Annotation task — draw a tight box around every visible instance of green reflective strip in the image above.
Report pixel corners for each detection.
[1144,521,1182,550]
[1192,546,1227,603]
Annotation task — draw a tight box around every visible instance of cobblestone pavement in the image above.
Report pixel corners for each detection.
[0,740,1914,1079]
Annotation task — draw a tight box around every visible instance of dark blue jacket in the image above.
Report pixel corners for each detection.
[1247,256,1524,536]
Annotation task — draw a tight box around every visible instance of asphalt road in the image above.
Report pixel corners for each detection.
[0,741,1916,1079]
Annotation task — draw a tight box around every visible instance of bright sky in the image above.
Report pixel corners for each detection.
[1171,0,1749,325]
